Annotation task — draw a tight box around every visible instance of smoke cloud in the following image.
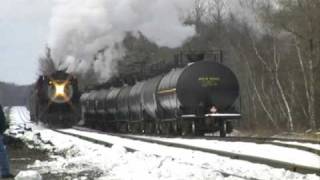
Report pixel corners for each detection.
[48,0,196,82]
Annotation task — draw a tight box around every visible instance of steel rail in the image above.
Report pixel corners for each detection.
[106,133,320,176]
[73,126,320,156]
[52,128,258,180]
[64,127,320,175]
[196,136,320,156]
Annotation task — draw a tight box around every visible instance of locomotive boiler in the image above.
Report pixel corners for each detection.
[30,71,80,127]
[81,52,241,136]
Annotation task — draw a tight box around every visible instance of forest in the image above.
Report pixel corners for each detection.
[38,0,319,133]
[0,82,32,106]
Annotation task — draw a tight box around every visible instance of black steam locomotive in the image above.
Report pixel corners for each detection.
[29,71,80,127]
[81,52,241,136]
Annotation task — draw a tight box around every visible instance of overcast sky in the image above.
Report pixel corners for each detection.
[0,0,251,86]
[0,0,52,85]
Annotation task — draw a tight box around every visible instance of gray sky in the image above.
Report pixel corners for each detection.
[0,0,251,85]
[0,0,52,85]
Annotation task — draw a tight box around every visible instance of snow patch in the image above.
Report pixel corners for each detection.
[15,170,42,180]
[8,107,320,179]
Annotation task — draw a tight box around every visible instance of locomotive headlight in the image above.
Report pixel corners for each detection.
[54,82,66,97]
[48,80,74,103]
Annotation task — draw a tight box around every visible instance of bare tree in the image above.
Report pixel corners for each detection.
[257,0,319,130]
[191,0,207,32]
[207,0,225,26]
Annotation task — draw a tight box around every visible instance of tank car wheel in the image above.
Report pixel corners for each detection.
[148,122,152,134]
[134,122,139,133]
[181,120,192,136]
[142,122,146,134]
[128,123,132,133]
[145,122,154,134]
[137,122,141,133]
[192,120,204,136]
[161,122,170,135]
[219,120,226,137]
[160,122,169,135]
[140,122,145,134]
[155,122,161,134]
[124,122,129,133]
[136,122,141,133]
[171,121,179,135]
[132,122,139,133]
[115,122,120,132]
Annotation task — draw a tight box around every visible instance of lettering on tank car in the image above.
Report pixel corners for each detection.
[198,76,220,87]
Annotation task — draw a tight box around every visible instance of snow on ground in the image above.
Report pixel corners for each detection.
[272,140,320,151]
[118,134,320,168]
[17,128,244,179]
[15,170,42,180]
[8,106,32,134]
[7,107,320,180]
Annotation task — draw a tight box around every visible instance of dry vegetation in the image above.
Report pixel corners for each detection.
[38,0,320,134]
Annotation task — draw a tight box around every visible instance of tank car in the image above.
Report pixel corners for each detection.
[81,52,241,136]
[30,71,80,127]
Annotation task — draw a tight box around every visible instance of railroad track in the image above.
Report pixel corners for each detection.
[17,108,27,123]
[16,107,30,126]
[56,127,320,176]
[72,126,320,156]
[190,136,320,156]
[51,129,260,180]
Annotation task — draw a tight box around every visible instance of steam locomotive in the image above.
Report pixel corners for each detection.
[80,52,241,136]
[29,71,80,127]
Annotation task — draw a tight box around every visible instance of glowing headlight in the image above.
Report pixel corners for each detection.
[54,82,66,97]
[48,80,73,103]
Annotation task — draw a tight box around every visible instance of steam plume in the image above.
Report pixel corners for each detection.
[48,0,195,81]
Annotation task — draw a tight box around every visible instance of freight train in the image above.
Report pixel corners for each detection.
[29,71,80,127]
[80,52,241,136]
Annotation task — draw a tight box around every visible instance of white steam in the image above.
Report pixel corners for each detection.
[48,0,195,81]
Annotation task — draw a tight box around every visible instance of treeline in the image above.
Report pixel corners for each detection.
[118,0,320,132]
[39,0,319,133]
[0,82,32,106]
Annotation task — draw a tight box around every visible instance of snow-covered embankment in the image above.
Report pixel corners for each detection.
[7,107,320,180]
